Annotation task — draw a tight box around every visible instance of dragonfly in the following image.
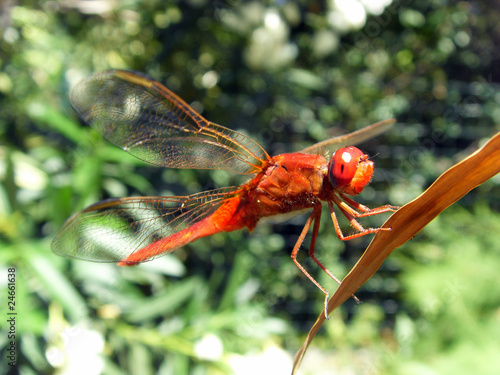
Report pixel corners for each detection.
[52,70,398,316]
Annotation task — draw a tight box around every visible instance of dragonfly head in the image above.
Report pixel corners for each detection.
[328,146,374,196]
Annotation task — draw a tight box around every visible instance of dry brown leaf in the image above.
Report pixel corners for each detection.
[292,129,500,374]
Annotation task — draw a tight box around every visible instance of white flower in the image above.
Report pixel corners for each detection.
[244,9,298,70]
[228,344,293,375]
[194,334,224,361]
[46,326,105,375]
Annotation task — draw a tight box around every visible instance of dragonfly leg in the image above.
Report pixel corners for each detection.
[291,204,359,318]
[339,192,399,217]
[328,197,392,241]
[291,205,332,319]
[307,207,360,305]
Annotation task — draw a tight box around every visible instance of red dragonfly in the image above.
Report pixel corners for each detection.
[52,70,398,314]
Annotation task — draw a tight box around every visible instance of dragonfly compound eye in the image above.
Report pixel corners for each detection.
[328,147,364,188]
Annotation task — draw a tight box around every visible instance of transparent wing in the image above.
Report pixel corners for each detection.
[300,119,396,154]
[51,187,241,263]
[70,70,269,174]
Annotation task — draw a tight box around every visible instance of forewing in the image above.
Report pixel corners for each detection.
[51,187,239,263]
[300,119,396,154]
[70,70,269,174]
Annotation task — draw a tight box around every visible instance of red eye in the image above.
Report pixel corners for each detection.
[329,147,364,189]
[328,146,374,195]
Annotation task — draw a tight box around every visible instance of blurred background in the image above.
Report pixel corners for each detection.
[1,1,499,374]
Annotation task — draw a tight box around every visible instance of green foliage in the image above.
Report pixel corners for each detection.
[0,1,498,374]
[390,205,500,374]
